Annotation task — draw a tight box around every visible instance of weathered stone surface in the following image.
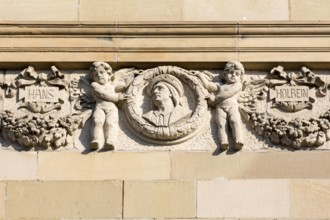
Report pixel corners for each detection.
[291,0,330,21]
[117,51,239,63]
[171,151,330,180]
[0,0,78,21]
[0,182,5,219]
[3,68,75,151]
[0,52,117,63]
[124,181,196,218]
[197,61,245,151]
[197,179,290,218]
[38,152,170,180]
[0,150,37,180]
[116,37,237,50]
[239,51,330,63]
[6,181,123,219]
[290,180,330,218]
[79,0,182,21]
[183,0,289,21]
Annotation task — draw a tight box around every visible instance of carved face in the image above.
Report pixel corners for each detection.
[152,82,172,105]
[92,66,110,85]
[224,69,241,84]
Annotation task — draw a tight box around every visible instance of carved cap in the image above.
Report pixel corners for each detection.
[146,74,184,97]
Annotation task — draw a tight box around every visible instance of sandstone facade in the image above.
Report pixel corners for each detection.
[0,0,329,219]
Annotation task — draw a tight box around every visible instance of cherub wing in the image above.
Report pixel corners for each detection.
[238,78,268,120]
[70,75,95,112]
[190,70,220,105]
[112,68,142,93]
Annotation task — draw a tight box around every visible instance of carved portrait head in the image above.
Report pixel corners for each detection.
[89,61,113,85]
[125,66,208,143]
[222,61,245,84]
[146,74,184,109]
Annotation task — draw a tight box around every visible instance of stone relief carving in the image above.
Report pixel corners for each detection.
[124,66,208,144]
[266,66,327,112]
[239,66,330,149]
[1,62,330,152]
[70,62,140,151]
[197,61,245,151]
[1,66,81,150]
[4,66,67,113]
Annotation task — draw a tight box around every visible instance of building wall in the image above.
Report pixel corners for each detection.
[0,0,330,22]
[0,0,330,219]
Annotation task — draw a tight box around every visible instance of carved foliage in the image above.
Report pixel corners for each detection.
[2,111,82,150]
[1,66,81,150]
[240,66,330,149]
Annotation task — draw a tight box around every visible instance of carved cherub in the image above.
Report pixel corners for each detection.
[70,62,139,151]
[88,61,134,151]
[197,61,245,151]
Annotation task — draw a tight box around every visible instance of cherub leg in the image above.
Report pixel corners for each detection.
[103,107,119,150]
[216,107,229,150]
[228,107,244,150]
[90,108,105,150]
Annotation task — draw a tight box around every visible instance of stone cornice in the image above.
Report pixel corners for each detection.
[0,22,329,67]
[0,21,330,35]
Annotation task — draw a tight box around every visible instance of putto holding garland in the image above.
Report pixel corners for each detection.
[197,61,245,151]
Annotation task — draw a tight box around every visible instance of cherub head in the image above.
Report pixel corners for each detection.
[221,61,245,84]
[89,61,113,85]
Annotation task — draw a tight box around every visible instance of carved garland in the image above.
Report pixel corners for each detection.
[125,66,208,144]
[1,66,82,150]
[240,66,330,149]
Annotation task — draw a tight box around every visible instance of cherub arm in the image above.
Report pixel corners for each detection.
[215,82,242,101]
[196,72,218,93]
[91,82,126,102]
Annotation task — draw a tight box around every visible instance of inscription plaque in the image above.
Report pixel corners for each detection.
[270,85,312,102]
[19,86,59,102]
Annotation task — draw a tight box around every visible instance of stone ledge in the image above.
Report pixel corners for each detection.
[38,151,170,181]
[171,151,330,180]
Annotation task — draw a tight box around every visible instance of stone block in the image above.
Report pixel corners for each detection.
[183,0,289,21]
[0,150,37,180]
[171,151,330,180]
[291,0,330,21]
[6,181,123,219]
[290,180,330,218]
[79,0,182,21]
[197,179,290,218]
[38,151,170,180]
[124,181,196,218]
[0,0,78,21]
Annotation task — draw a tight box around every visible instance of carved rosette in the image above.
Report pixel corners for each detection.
[125,66,208,144]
